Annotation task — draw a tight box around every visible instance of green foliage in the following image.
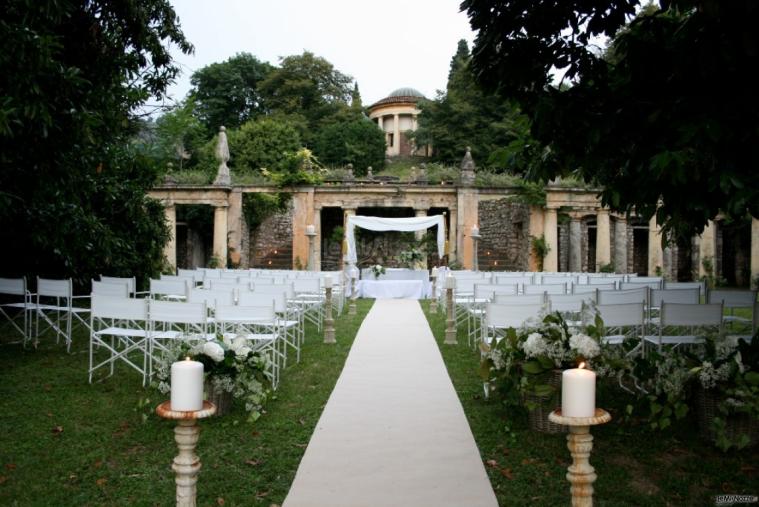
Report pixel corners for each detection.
[0,0,190,287]
[229,117,302,173]
[413,40,542,171]
[530,235,550,271]
[258,51,354,145]
[464,0,759,239]
[153,97,207,171]
[270,148,324,187]
[189,52,273,132]
[314,118,386,175]
[242,192,291,231]
[599,262,615,273]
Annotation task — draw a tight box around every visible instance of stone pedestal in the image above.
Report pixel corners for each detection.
[324,287,335,343]
[614,217,628,274]
[444,287,457,345]
[569,217,582,273]
[213,205,228,267]
[595,210,611,271]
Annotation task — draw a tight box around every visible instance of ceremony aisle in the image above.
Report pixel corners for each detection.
[284,299,498,507]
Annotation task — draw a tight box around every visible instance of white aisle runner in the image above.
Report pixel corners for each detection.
[283,299,498,507]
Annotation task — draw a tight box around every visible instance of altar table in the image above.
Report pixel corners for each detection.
[356,280,427,299]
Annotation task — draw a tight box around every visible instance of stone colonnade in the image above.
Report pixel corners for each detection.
[149,185,759,284]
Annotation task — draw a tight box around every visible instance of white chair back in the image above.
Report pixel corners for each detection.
[492,293,545,305]
[92,280,129,298]
[598,287,648,306]
[0,277,26,296]
[486,302,547,330]
[100,275,136,295]
[707,289,757,308]
[524,283,566,295]
[595,302,645,328]
[650,288,700,308]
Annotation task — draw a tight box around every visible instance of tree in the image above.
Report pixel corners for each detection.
[0,0,191,286]
[229,117,302,173]
[414,40,537,169]
[190,52,273,132]
[314,118,386,174]
[462,0,759,239]
[153,97,207,170]
[258,51,354,144]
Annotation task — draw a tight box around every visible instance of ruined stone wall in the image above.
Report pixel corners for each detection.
[249,207,293,269]
[477,199,530,271]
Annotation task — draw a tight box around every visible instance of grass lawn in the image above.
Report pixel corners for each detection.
[0,299,373,506]
[422,303,759,507]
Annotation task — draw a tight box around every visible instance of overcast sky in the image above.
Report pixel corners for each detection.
[164,0,475,107]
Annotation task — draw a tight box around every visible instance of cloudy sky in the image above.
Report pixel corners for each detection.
[164,0,475,106]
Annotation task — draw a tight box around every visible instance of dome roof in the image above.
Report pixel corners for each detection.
[369,87,426,109]
[387,87,425,98]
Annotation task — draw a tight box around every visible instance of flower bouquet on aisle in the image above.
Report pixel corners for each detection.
[370,264,386,280]
[480,311,602,432]
[154,336,272,421]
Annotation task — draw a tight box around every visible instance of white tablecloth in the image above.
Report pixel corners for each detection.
[361,269,430,296]
[357,280,427,299]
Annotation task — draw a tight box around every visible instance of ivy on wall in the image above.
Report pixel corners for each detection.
[242,192,291,231]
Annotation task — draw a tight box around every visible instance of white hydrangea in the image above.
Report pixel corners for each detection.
[698,361,733,389]
[232,336,248,350]
[569,333,601,359]
[203,341,225,362]
[521,332,548,358]
[235,346,253,359]
[489,349,505,370]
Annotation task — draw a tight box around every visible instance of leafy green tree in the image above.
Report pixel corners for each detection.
[189,53,273,132]
[413,40,537,170]
[258,51,354,144]
[229,117,302,173]
[0,0,191,285]
[314,118,386,174]
[153,97,207,170]
[462,0,759,238]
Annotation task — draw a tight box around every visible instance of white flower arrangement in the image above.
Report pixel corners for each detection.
[370,264,386,279]
[153,337,272,422]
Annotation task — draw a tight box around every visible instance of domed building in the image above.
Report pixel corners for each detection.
[368,87,431,157]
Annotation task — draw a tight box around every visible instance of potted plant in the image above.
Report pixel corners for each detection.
[154,337,272,421]
[480,312,602,433]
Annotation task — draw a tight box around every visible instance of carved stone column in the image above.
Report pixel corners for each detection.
[213,205,228,266]
[614,217,628,274]
[648,215,665,276]
[544,208,559,272]
[164,203,177,271]
[595,209,611,271]
[569,216,582,273]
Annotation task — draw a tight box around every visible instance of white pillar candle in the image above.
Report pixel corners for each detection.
[171,358,204,411]
[306,224,315,235]
[561,363,596,418]
[445,275,456,290]
[431,266,439,278]
[324,275,333,288]
[471,225,480,236]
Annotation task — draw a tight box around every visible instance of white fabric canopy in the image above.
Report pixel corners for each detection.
[345,215,446,264]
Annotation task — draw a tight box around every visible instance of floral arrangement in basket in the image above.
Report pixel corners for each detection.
[154,336,272,422]
[370,264,386,279]
[480,311,602,411]
[687,333,759,450]
[399,248,425,268]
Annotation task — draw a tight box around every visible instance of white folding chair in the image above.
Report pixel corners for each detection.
[293,278,323,331]
[524,283,566,295]
[594,302,646,352]
[0,277,33,344]
[239,291,301,365]
[481,302,548,345]
[148,300,209,377]
[643,302,723,351]
[35,277,90,351]
[100,275,142,297]
[597,287,649,306]
[89,295,149,384]
[92,280,130,298]
[707,289,757,333]
[149,278,189,301]
[548,292,595,326]
[620,280,663,291]
[215,303,282,388]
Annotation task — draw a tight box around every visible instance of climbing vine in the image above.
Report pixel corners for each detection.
[242,192,291,231]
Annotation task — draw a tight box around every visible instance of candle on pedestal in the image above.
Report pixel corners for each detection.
[445,275,456,290]
[171,358,204,411]
[561,362,596,417]
[471,225,480,236]
[306,224,315,235]
[324,275,333,288]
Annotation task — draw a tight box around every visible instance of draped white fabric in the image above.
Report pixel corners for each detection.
[345,215,446,263]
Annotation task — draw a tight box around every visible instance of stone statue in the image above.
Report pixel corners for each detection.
[367,166,374,180]
[213,126,231,186]
[344,163,355,184]
[417,163,428,185]
[460,146,476,186]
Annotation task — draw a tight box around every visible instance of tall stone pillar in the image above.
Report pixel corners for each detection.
[544,208,558,272]
[227,189,243,267]
[751,217,759,289]
[213,205,228,267]
[163,203,176,271]
[314,206,322,272]
[648,215,665,276]
[393,114,400,156]
[614,217,628,274]
[415,208,427,241]
[595,209,611,271]
[377,116,383,131]
[447,208,457,265]
[291,190,315,270]
[569,216,582,273]
[457,188,479,270]
[528,205,545,271]
[699,220,717,279]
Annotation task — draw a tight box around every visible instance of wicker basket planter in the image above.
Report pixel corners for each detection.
[205,380,233,416]
[695,386,758,448]
[524,369,566,434]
